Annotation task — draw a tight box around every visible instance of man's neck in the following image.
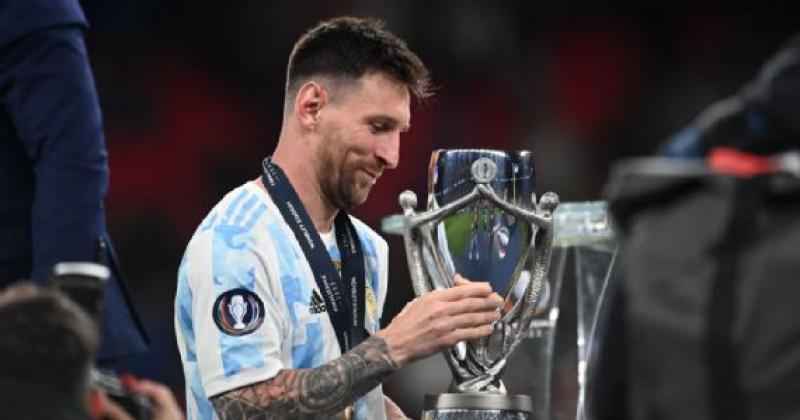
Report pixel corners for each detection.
[269,149,337,233]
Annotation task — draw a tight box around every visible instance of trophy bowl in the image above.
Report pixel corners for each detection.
[399,150,559,420]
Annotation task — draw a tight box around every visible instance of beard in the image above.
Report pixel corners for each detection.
[318,144,374,211]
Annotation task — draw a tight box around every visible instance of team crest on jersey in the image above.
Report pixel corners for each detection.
[365,283,377,319]
[213,289,265,336]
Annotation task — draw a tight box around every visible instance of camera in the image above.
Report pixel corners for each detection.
[53,261,153,420]
[93,369,153,420]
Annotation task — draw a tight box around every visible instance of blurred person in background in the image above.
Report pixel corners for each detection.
[590,31,800,420]
[659,32,800,159]
[0,0,148,360]
[0,283,183,420]
[176,16,503,420]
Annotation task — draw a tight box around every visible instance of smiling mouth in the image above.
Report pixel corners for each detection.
[360,169,381,183]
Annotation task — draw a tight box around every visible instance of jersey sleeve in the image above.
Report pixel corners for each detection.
[185,214,290,398]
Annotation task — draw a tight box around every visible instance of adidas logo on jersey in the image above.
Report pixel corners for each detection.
[309,290,327,314]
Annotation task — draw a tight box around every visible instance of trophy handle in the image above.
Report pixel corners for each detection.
[400,188,481,295]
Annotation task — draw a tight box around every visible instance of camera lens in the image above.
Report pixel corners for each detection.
[52,262,109,324]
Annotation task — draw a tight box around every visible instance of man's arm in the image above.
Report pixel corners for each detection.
[5,26,109,282]
[212,278,502,419]
[212,335,395,419]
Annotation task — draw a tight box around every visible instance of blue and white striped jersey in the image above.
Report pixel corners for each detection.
[175,182,389,420]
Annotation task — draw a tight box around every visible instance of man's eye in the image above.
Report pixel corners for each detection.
[370,123,389,133]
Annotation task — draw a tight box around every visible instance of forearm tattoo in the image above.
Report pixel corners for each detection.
[211,335,398,419]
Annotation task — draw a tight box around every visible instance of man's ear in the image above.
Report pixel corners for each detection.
[293,81,328,130]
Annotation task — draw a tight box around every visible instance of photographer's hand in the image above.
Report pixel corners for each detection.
[128,379,184,420]
[92,377,184,420]
[91,391,133,420]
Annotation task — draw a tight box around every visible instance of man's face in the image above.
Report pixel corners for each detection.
[316,71,411,211]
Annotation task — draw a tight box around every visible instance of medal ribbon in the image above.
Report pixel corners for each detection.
[261,158,367,352]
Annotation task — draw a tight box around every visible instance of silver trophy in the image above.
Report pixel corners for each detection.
[398,150,559,420]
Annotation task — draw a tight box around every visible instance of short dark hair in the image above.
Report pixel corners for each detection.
[286,16,432,103]
[0,283,98,395]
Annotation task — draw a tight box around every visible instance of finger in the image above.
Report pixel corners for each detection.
[441,297,503,315]
[432,282,493,301]
[454,274,492,289]
[441,324,495,345]
[132,379,183,417]
[489,292,503,306]
[453,275,473,286]
[135,378,180,405]
[443,310,501,330]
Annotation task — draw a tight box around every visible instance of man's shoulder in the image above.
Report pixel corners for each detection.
[180,182,282,288]
[186,182,276,248]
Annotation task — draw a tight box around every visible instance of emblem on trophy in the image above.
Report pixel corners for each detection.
[399,150,559,420]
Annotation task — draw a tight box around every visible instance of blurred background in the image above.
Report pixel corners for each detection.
[80,0,799,417]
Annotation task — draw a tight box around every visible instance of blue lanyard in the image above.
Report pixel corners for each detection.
[261,158,367,352]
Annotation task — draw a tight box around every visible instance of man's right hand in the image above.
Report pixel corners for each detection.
[375,274,502,368]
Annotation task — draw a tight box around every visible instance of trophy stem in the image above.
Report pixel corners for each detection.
[422,393,533,420]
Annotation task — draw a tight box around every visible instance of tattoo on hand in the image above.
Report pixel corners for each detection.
[211,336,398,419]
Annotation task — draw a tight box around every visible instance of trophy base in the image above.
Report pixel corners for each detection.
[421,393,533,420]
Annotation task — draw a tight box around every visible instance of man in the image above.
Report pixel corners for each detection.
[0,283,182,420]
[0,0,147,360]
[176,17,503,419]
[659,32,800,158]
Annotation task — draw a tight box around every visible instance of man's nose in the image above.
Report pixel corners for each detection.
[376,132,400,169]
